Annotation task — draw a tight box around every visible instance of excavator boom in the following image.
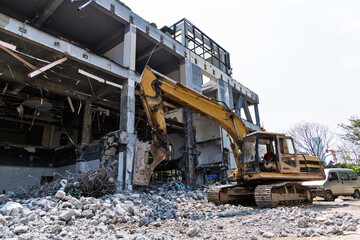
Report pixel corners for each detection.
[133,66,248,185]
[133,67,325,209]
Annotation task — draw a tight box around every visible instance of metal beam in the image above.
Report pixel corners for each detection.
[0,12,140,83]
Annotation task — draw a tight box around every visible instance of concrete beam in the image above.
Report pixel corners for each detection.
[136,45,162,63]
[0,12,140,83]
[33,0,64,28]
[93,1,260,104]
[93,28,124,55]
[0,66,119,110]
[93,0,185,59]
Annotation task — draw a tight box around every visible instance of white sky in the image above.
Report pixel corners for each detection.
[124,0,359,134]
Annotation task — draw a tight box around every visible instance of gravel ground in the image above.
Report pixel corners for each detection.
[1,183,359,239]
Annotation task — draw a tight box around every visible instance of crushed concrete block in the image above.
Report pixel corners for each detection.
[55,190,66,200]
[186,227,199,237]
[14,225,29,234]
[59,210,75,222]
[105,147,117,156]
[69,198,82,209]
[0,201,23,216]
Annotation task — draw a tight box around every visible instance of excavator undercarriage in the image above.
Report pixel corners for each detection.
[207,182,313,208]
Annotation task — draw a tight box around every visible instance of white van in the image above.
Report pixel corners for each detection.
[303,168,360,201]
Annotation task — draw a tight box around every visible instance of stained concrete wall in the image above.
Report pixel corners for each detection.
[0,164,75,193]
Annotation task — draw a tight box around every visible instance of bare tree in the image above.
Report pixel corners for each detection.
[287,122,335,162]
[337,140,360,165]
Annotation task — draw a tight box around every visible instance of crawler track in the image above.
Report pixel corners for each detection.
[208,182,313,208]
[254,182,313,208]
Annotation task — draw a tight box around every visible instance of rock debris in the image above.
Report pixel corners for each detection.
[0,182,359,239]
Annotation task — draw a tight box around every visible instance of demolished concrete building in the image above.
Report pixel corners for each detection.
[0,0,261,193]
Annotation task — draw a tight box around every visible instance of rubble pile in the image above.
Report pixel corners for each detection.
[0,182,359,239]
[25,168,117,198]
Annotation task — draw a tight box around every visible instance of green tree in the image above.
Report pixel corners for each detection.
[339,116,360,145]
[337,116,360,165]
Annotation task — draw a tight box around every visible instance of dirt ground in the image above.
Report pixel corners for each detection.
[298,197,360,240]
[197,197,360,240]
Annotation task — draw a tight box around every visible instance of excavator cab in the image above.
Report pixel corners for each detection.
[241,132,301,175]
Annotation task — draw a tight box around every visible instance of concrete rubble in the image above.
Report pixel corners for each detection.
[0,182,359,239]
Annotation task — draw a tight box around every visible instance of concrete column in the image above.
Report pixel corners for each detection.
[217,80,236,169]
[180,59,201,186]
[118,23,136,191]
[81,101,92,144]
[254,104,261,127]
[235,95,243,118]
[118,79,136,190]
[123,24,136,70]
[242,99,253,124]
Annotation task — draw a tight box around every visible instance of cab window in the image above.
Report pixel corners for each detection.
[348,172,358,181]
[279,138,296,154]
[328,172,338,181]
[338,172,350,181]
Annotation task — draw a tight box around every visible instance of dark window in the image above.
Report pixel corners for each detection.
[348,172,358,181]
[338,172,350,181]
[328,172,338,181]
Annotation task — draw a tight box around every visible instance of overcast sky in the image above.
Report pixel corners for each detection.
[124,0,359,135]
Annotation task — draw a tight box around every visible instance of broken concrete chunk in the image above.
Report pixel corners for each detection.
[55,190,66,200]
[14,225,29,234]
[0,201,23,216]
[0,215,6,224]
[60,202,72,208]
[51,224,63,233]
[81,210,94,219]
[105,147,117,156]
[69,198,83,209]
[262,232,275,238]
[107,136,115,144]
[186,227,199,237]
[37,199,49,207]
[21,208,31,218]
[59,210,75,222]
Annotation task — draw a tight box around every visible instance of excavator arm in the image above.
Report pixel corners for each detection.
[133,66,248,185]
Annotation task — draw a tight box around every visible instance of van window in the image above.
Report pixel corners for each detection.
[348,172,358,181]
[338,172,350,181]
[328,172,338,181]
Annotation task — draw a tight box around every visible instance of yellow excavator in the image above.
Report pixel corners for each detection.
[133,66,325,208]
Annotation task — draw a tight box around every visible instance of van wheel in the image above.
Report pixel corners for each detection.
[353,189,360,199]
[324,190,334,201]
